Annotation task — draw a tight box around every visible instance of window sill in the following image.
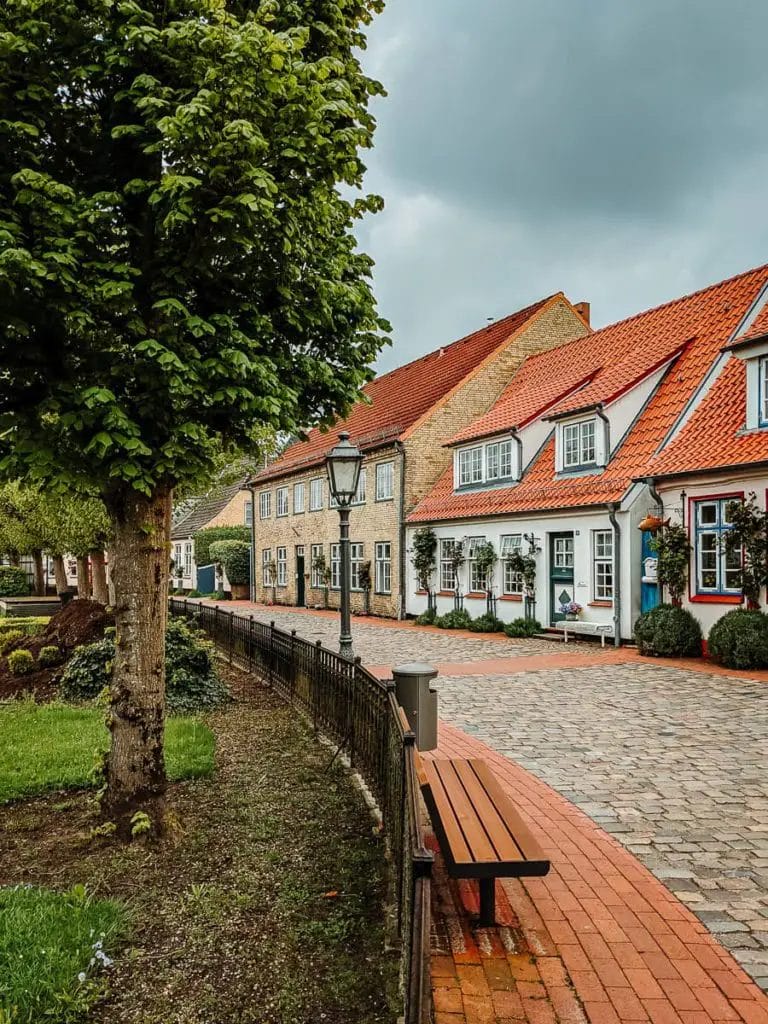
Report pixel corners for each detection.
[588,600,613,608]
[437,590,457,597]
[465,592,487,599]
[375,496,394,503]
[690,594,743,605]
[499,594,523,602]
[374,591,392,596]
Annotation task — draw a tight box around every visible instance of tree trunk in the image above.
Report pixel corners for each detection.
[76,556,91,598]
[90,550,109,605]
[52,554,69,596]
[106,548,117,605]
[102,486,171,835]
[32,549,46,596]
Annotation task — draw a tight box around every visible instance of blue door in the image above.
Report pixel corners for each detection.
[550,533,575,623]
[197,564,215,595]
[640,532,660,613]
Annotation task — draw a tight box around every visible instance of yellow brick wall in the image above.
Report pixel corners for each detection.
[207,490,252,529]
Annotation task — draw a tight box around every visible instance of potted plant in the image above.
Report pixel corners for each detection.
[560,600,582,621]
[359,560,372,615]
[209,539,251,600]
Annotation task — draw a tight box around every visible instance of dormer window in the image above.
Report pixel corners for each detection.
[562,418,596,468]
[458,446,483,486]
[455,438,518,489]
[759,357,768,426]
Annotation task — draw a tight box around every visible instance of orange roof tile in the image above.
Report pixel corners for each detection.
[253,295,559,483]
[729,294,768,347]
[410,263,768,523]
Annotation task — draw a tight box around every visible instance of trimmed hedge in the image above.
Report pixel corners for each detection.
[634,604,702,658]
[504,618,541,638]
[194,526,250,570]
[209,539,250,586]
[414,608,437,626]
[8,649,35,675]
[468,612,504,633]
[0,616,50,638]
[708,609,768,669]
[0,566,29,597]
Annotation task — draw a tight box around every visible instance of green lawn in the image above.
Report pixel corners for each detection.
[0,702,215,804]
[0,883,128,1024]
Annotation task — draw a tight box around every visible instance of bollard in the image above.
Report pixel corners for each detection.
[392,662,439,752]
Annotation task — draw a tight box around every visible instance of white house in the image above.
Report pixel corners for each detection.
[171,479,253,593]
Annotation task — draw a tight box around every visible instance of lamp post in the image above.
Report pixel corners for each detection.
[326,431,363,659]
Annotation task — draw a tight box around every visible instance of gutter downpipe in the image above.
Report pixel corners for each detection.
[248,484,257,604]
[596,404,610,458]
[510,428,523,477]
[645,476,664,607]
[396,440,407,620]
[608,502,622,647]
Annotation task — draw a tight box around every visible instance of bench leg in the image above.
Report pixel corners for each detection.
[479,878,496,927]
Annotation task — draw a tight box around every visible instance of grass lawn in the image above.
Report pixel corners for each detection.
[0,884,128,1024]
[0,702,214,803]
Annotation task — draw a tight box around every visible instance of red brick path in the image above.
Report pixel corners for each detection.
[427,723,768,1024]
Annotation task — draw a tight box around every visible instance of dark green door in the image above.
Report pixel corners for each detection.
[550,532,575,623]
[296,547,306,607]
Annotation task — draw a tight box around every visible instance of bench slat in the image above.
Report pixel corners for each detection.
[470,759,549,865]
[424,761,474,865]
[452,759,526,863]
[431,759,498,864]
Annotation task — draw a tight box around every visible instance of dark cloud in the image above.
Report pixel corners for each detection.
[357,0,768,372]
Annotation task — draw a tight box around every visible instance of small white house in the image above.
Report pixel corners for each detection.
[171,479,253,593]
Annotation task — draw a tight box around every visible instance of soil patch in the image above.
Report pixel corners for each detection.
[0,666,399,1023]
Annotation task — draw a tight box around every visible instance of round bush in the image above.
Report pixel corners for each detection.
[414,608,436,626]
[434,608,473,630]
[60,619,229,711]
[468,612,504,633]
[504,618,541,639]
[209,540,251,587]
[7,649,35,676]
[0,629,24,654]
[634,604,702,658]
[0,566,29,597]
[38,645,63,668]
[707,609,768,669]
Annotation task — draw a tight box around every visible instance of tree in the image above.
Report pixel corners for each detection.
[650,523,691,606]
[0,2,387,832]
[411,527,437,611]
[725,492,768,608]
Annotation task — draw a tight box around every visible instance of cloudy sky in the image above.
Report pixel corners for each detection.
[357,0,768,374]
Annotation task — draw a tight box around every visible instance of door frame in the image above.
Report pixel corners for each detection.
[549,531,575,624]
[295,545,306,607]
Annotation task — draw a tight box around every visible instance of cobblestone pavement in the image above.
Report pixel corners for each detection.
[435,662,768,989]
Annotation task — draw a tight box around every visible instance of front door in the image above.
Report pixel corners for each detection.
[550,532,575,623]
[295,546,306,607]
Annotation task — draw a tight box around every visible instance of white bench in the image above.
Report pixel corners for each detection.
[553,620,614,647]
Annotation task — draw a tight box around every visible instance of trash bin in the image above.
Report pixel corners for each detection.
[393,662,439,752]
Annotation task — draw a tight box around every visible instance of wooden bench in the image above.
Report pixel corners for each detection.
[553,620,614,647]
[418,754,550,926]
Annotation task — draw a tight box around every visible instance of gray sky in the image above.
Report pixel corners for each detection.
[358,0,768,373]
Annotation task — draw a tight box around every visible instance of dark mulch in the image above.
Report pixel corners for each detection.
[0,665,400,1024]
[0,599,112,701]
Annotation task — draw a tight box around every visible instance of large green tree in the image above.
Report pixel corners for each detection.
[0,0,387,831]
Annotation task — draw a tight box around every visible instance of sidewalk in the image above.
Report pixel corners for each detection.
[427,722,768,1024]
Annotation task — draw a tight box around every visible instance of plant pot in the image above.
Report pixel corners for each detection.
[230,583,249,600]
[565,613,577,621]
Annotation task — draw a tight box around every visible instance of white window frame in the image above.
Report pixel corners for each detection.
[244,500,253,527]
[759,357,768,426]
[592,530,614,602]
[466,536,488,593]
[562,418,597,469]
[457,439,517,488]
[375,542,391,594]
[553,536,575,569]
[352,470,366,506]
[293,482,305,514]
[259,490,271,519]
[458,446,484,487]
[694,497,742,595]
[440,539,458,592]
[309,477,324,511]
[330,543,341,590]
[350,542,364,590]
[276,487,289,518]
[276,546,288,586]
[183,541,193,578]
[500,534,523,596]
[375,461,394,501]
[310,544,324,587]
[262,548,273,587]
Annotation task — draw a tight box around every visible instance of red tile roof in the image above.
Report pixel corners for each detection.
[729,293,768,347]
[253,294,561,483]
[410,263,768,523]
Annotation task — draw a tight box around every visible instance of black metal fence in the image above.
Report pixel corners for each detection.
[169,599,433,1024]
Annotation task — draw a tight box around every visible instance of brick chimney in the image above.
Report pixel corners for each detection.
[574,301,591,326]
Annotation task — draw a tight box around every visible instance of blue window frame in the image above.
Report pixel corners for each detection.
[759,358,768,427]
[694,497,742,595]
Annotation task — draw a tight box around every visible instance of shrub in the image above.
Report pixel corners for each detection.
[104,626,116,639]
[0,616,49,638]
[211,590,229,601]
[415,607,437,626]
[0,629,24,654]
[38,645,63,668]
[468,612,504,633]
[60,620,229,711]
[186,589,201,598]
[209,539,251,586]
[0,566,29,597]
[8,649,35,675]
[634,604,702,658]
[708,609,768,669]
[434,608,473,630]
[504,617,541,638]
[194,525,251,570]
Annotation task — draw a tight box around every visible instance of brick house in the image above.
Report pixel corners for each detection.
[406,264,768,640]
[249,293,590,616]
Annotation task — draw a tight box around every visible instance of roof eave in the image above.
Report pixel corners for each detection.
[637,459,768,484]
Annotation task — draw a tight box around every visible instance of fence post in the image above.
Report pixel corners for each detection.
[268,620,275,687]
[290,629,297,697]
[228,610,234,665]
[248,615,254,673]
[313,640,322,733]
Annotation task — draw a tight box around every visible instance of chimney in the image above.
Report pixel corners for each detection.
[574,301,591,326]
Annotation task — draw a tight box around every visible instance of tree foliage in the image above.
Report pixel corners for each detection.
[411,527,437,592]
[650,523,691,605]
[209,539,250,586]
[194,526,251,570]
[725,492,767,608]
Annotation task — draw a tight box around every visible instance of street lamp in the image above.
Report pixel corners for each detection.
[326,431,363,659]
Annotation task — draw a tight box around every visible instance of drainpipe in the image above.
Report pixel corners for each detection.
[396,441,407,619]
[248,484,257,604]
[596,404,610,463]
[510,428,523,478]
[608,502,622,647]
[645,476,664,607]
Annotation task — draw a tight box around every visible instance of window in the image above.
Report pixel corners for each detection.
[276,546,288,586]
[276,487,289,517]
[330,543,341,589]
[760,358,768,425]
[458,447,483,486]
[467,536,489,592]
[309,477,324,511]
[259,490,271,519]
[486,440,515,481]
[294,482,305,514]
[592,530,614,601]
[562,419,596,469]
[183,542,193,577]
[262,548,273,587]
[695,497,742,595]
[440,539,458,592]
[310,544,324,587]
[244,499,253,527]
[375,542,391,594]
[351,543,364,590]
[553,535,574,568]
[500,534,523,596]
[376,461,394,500]
[174,543,183,574]
[353,470,366,505]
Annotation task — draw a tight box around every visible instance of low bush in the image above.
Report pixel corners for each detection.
[7,649,35,676]
[434,608,473,630]
[0,565,29,597]
[708,608,768,669]
[414,608,436,626]
[186,589,201,598]
[634,604,702,658]
[0,629,24,654]
[0,616,49,638]
[468,612,504,633]
[38,645,63,668]
[504,617,541,638]
[60,619,229,711]
[211,590,229,601]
